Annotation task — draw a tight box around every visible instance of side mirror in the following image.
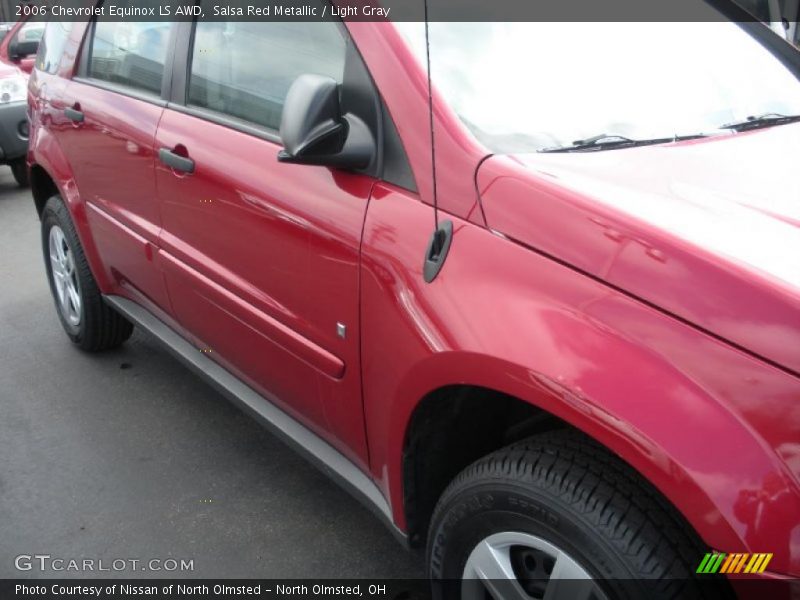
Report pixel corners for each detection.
[278,74,374,169]
[9,38,39,60]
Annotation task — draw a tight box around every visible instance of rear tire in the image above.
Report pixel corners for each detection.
[427,430,731,600]
[42,195,133,351]
[10,158,29,187]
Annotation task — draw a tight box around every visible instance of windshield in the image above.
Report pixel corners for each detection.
[397,21,800,153]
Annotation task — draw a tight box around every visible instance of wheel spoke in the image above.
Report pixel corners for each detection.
[543,552,601,600]
[66,281,81,316]
[56,281,67,310]
[463,540,532,600]
[64,251,74,275]
[56,236,67,262]
[51,259,64,281]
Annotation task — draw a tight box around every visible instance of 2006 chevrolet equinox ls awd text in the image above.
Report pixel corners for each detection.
[26,4,800,598]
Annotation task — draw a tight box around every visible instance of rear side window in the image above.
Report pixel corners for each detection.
[88,21,169,95]
[36,22,70,74]
[188,18,346,132]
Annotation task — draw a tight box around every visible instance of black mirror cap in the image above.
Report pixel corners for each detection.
[278,73,374,170]
[9,39,39,60]
[279,74,343,157]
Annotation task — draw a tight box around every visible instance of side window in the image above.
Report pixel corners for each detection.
[188,19,346,131]
[88,21,169,95]
[36,22,71,74]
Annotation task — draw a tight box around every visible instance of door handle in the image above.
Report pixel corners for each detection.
[64,107,84,123]
[159,147,195,174]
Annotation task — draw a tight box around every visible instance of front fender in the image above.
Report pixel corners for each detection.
[361,183,800,575]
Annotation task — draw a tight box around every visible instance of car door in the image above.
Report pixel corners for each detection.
[154,16,386,466]
[56,18,174,314]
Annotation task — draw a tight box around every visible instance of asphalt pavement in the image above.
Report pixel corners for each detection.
[0,166,424,579]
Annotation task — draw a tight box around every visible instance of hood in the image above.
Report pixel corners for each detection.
[477,123,800,375]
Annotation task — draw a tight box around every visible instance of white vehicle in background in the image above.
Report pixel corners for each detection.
[0,60,30,186]
[0,17,47,186]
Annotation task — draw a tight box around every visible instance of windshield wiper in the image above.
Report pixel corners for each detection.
[720,113,800,132]
[539,133,707,153]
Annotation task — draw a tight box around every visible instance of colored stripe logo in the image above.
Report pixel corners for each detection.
[696,552,773,574]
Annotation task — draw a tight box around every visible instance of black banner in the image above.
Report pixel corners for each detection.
[8,0,776,22]
[3,580,432,600]
[3,579,800,600]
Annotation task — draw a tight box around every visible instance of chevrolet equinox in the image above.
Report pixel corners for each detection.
[27,5,800,598]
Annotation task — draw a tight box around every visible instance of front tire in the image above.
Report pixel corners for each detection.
[42,195,133,351]
[427,431,731,600]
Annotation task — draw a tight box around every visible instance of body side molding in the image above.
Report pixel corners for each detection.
[103,295,406,546]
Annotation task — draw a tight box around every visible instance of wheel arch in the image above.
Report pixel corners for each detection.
[391,349,771,563]
[29,134,114,293]
[30,163,60,217]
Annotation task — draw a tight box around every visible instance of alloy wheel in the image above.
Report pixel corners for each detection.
[462,531,609,600]
[49,225,82,327]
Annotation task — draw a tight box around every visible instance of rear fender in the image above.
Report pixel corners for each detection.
[31,128,115,293]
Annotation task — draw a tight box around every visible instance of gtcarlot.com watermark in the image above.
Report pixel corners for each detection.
[15,554,194,573]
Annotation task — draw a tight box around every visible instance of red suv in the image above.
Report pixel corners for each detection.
[28,9,800,598]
